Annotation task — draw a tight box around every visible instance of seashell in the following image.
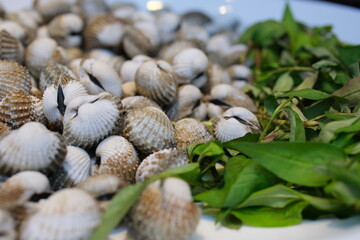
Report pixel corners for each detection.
[206,33,232,54]
[77,0,107,19]
[156,11,181,44]
[48,13,84,48]
[20,188,102,240]
[0,59,32,102]
[122,23,159,59]
[0,209,16,240]
[84,15,125,49]
[130,12,155,24]
[213,107,261,142]
[135,148,189,182]
[182,11,212,26]
[172,48,208,84]
[176,23,209,49]
[227,64,252,90]
[68,57,82,79]
[135,60,177,108]
[191,101,207,120]
[79,58,123,97]
[65,47,83,62]
[130,177,200,240]
[209,83,257,113]
[122,81,137,98]
[33,0,73,22]
[122,96,161,112]
[120,55,151,83]
[107,56,125,75]
[166,84,203,121]
[63,92,124,149]
[49,146,91,191]
[158,40,197,63]
[0,122,67,176]
[0,171,50,209]
[174,118,214,151]
[0,122,9,135]
[43,79,88,129]
[35,25,49,39]
[222,44,248,67]
[25,37,67,79]
[39,60,77,91]
[206,102,224,119]
[0,20,27,42]
[205,63,231,91]
[5,9,42,31]
[0,90,46,129]
[111,2,137,20]
[76,174,126,199]
[0,30,24,63]
[93,136,139,184]
[123,106,176,155]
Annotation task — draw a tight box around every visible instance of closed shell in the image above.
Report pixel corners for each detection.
[120,55,151,83]
[158,40,197,63]
[135,60,177,108]
[136,148,189,182]
[174,118,214,151]
[93,136,139,184]
[122,96,161,112]
[20,188,102,240]
[63,93,124,149]
[123,106,176,155]
[33,0,73,22]
[49,146,91,191]
[0,29,24,63]
[0,59,32,101]
[130,178,200,240]
[0,122,67,176]
[0,90,46,129]
[39,60,77,91]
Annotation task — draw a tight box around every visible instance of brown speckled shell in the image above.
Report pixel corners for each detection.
[122,96,161,112]
[0,29,24,63]
[122,106,176,155]
[0,90,46,129]
[0,122,9,135]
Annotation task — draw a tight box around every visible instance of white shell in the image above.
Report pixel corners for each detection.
[76,174,125,198]
[156,11,181,43]
[121,96,161,111]
[120,55,151,83]
[0,20,26,42]
[20,188,102,240]
[176,23,209,48]
[0,209,16,240]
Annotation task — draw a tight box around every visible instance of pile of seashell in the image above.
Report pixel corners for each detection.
[0,0,262,239]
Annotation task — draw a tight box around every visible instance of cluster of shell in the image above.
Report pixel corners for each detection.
[0,0,262,239]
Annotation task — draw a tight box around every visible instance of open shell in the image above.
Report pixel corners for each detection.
[0,122,67,176]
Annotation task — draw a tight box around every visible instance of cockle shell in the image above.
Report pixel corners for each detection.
[0,209,16,240]
[135,148,189,182]
[158,40,197,63]
[213,107,261,142]
[0,171,50,210]
[122,81,137,98]
[130,178,200,240]
[0,21,26,43]
[121,96,161,112]
[33,0,73,22]
[120,55,151,83]
[182,11,212,26]
[174,118,214,151]
[0,29,24,63]
[0,121,9,134]
[0,122,67,176]
[65,47,83,62]
[5,9,42,31]
[25,37,66,78]
[0,90,46,129]
[176,23,209,49]
[209,84,257,113]
[76,174,126,199]
[172,48,208,84]
[93,136,139,184]
[49,146,91,191]
[20,188,102,240]
[79,58,123,97]
[84,15,125,49]
[111,2,137,20]
[48,13,84,48]
[122,106,176,155]
[135,60,177,108]
[206,63,231,91]
[39,60,77,91]
[227,64,252,90]
[222,44,248,67]
[156,11,181,44]
[43,79,88,129]
[206,33,232,54]
[62,92,124,149]
[166,84,203,121]
[77,0,107,19]
[0,59,32,101]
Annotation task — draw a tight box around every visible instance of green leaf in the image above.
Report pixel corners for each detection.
[279,88,331,100]
[339,45,360,66]
[273,72,294,92]
[289,107,306,142]
[264,95,279,116]
[90,181,148,240]
[319,117,360,143]
[333,76,360,107]
[312,60,338,70]
[294,71,318,90]
[232,201,308,227]
[282,3,299,52]
[252,20,285,47]
[349,61,360,77]
[155,163,200,179]
[194,156,277,208]
[224,142,347,186]
[189,141,224,161]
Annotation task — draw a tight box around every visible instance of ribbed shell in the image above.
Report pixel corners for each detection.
[0,171,50,209]
[130,178,200,240]
[0,209,16,240]
[84,15,125,49]
[174,118,214,151]
[123,106,176,155]
[63,93,124,149]
[76,174,126,198]
[0,29,24,63]
[0,90,45,129]
[0,122,9,135]
[20,188,102,240]
[122,96,161,112]
[0,59,32,102]
[120,55,151,83]
[158,40,196,64]
[49,146,91,191]
[0,122,67,176]
[93,136,139,184]
[206,63,231,91]
[136,148,189,182]
[135,60,177,108]
[122,25,157,59]
[39,60,77,91]
[166,84,203,121]
[33,0,72,22]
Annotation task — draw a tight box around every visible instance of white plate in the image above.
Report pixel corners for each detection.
[2,0,360,239]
